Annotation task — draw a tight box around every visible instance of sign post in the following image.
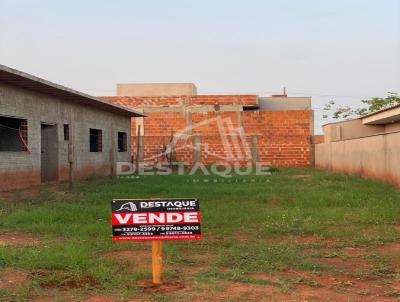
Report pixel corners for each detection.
[152,241,162,284]
[111,198,201,285]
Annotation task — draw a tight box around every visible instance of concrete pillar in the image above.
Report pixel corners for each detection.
[193,135,201,163]
[110,125,116,177]
[237,111,243,128]
[251,135,258,165]
[310,136,316,167]
[138,135,144,161]
[185,110,192,135]
[310,110,315,166]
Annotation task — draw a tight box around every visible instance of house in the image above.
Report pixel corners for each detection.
[0,64,143,191]
[316,104,400,186]
[101,83,314,167]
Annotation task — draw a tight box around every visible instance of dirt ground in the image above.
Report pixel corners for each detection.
[2,268,399,301]
[0,232,42,247]
[1,232,399,301]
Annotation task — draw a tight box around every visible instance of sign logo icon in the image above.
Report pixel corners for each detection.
[116,202,138,212]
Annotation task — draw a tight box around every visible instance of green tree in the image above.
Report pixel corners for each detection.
[323,92,400,120]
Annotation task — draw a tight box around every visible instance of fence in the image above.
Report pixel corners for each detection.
[315,131,400,187]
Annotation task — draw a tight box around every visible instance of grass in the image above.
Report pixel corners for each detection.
[0,168,399,301]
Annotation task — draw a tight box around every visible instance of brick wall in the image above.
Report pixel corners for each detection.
[244,111,311,166]
[191,95,257,106]
[102,95,312,167]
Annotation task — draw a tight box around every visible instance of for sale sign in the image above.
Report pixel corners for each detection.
[111,198,201,241]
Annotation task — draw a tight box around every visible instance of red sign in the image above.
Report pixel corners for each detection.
[111,199,201,241]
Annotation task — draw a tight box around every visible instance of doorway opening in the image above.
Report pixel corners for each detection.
[41,123,59,182]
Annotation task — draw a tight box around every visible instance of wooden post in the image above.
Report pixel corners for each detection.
[151,240,163,284]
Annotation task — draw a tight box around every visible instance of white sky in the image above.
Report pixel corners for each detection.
[1,0,399,133]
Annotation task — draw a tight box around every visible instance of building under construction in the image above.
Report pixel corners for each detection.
[0,65,143,191]
[102,83,314,167]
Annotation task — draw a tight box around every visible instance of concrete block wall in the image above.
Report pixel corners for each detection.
[0,82,132,190]
[315,131,400,187]
[102,95,312,167]
[117,83,197,97]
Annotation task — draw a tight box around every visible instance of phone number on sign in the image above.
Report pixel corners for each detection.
[121,226,200,232]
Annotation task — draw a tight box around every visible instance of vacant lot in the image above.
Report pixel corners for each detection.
[0,168,399,301]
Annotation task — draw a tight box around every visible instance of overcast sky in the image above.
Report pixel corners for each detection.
[1,0,399,133]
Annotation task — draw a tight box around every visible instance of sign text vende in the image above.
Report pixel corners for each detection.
[112,211,200,225]
[111,198,201,241]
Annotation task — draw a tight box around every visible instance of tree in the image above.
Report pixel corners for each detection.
[323,92,400,120]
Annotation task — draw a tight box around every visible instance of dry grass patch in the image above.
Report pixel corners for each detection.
[99,249,151,270]
[245,270,400,301]
[32,269,99,290]
[32,294,125,302]
[136,279,186,294]
[0,231,41,247]
[0,268,30,291]
[316,257,371,272]
[377,242,400,256]
[342,246,369,257]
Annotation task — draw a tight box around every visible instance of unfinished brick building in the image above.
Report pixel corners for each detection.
[102,84,314,167]
[0,65,143,191]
